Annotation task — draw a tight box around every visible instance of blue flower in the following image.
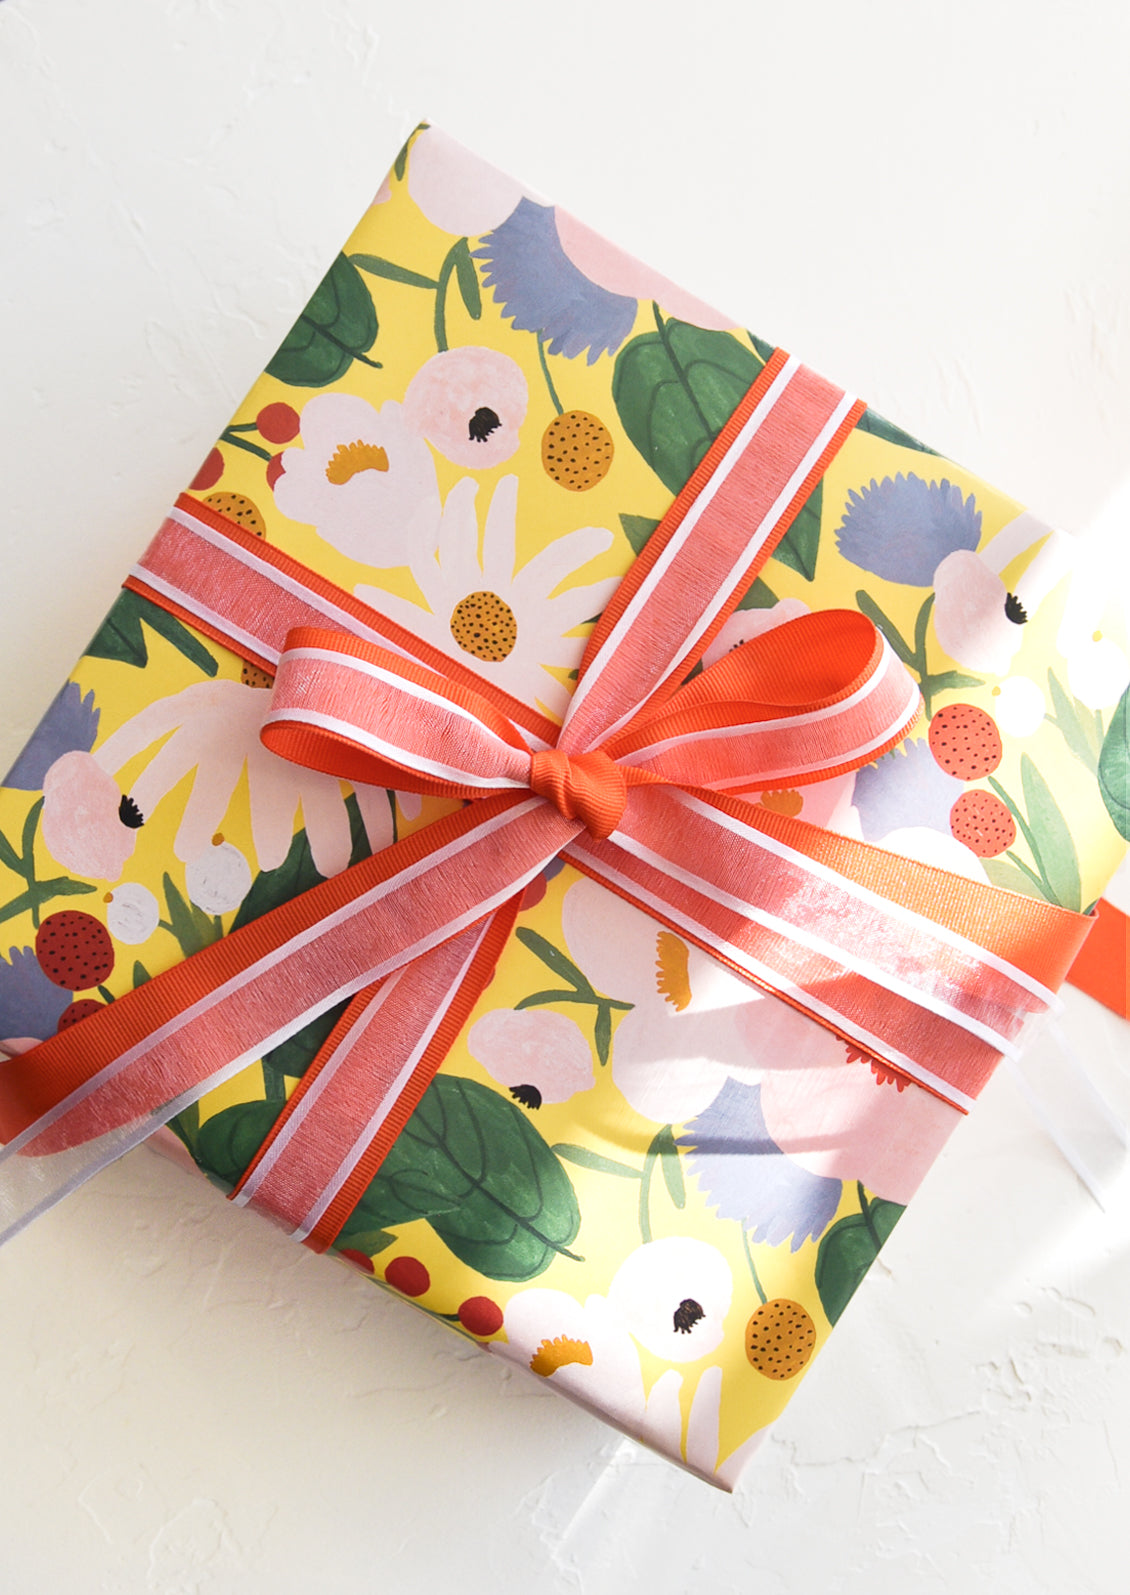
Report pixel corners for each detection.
[835,473,981,585]
[473,199,638,364]
[0,947,71,1044]
[678,1077,842,1252]
[3,681,99,791]
[852,736,963,842]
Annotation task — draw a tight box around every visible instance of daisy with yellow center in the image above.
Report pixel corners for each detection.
[357,474,619,719]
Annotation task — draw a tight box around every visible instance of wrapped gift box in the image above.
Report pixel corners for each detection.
[1,125,1127,1489]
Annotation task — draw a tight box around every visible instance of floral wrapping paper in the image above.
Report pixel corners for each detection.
[2,125,1128,1489]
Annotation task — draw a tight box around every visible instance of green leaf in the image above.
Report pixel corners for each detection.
[166,1101,200,1160]
[334,1227,397,1258]
[0,877,96,925]
[653,1125,686,1210]
[20,796,43,867]
[0,828,23,874]
[854,406,939,456]
[85,589,218,677]
[161,874,222,957]
[746,331,775,365]
[854,589,913,666]
[551,1143,642,1179]
[1098,685,1130,841]
[612,315,761,494]
[514,926,592,995]
[350,253,439,290]
[619,514,660,556]
[452,238,482,320]
[593,1002,611,1067]
[514,987,596,1010]
[815,1195,904,1325]
[266,254,379,388]
[193,1100,284,1188]
[981,857,1047,899]
[351,1076,582,1281]
[1020,753,1081,911]
[231,793,369,933]
[735,576,778,611]
[771,482,821,582]
[261,999,349,1080]
[1047,670,1102,774]
[131,960,151,987]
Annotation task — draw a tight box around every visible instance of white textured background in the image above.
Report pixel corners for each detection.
[2,1,1130,1590]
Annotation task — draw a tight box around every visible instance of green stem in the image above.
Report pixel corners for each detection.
[434,244,459,352]
[536,330,564,415]
[220,429,272,462]
[740,1224,768,1305]
[386,789,399,846]
[638,1129,664,1244]
[224,421,260,434]
[987,775,1056,898]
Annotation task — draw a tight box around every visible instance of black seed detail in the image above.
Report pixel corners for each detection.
[468,406,502,443]
[118,794,145,829]
[510,1083,543,1110]
[673,1297,705,1334]
[1004,592,1029,625]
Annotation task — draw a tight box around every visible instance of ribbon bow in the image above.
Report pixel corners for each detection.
[0,352,1086,1251]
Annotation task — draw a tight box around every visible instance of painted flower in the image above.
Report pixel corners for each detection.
[865,824,988,882]
[991,676,1046,737]
[185,838,253,915]
[607,1237,732,1364]
[494,1269,734,1476]
[1054,538,1130,710]
[3,681,99,791]
[932,513,1074,675]
[40,751,139,880]
[272,394,441,569]
[467,1007,595,1108]
[754,1037,960,1205]
[406,126,530,237]
[403,346,528,468]
[357,475,619,719]
[103,883,160,945]
[0,945,72,1054]
[835,474,981,585]
[678,1077,843,1252]
[851,737,963,843]
[560,875,762,1124]
[473,199,732,365]
[93,679,355,876]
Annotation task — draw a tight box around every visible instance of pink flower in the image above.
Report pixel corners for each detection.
[406,127,530,238]
[553,208,736,333]
[403,347,528,469]
[40,752,138,880]
[467,1007,594,1108]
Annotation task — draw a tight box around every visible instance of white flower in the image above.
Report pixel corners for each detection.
[467,1007,595,1108]
[1054,538,1130,709]
[870,825,988,883]
[406,126,529,237]
[560,875,763,1124]
[357,475,619,719]
[932,512,1074,675]
[185,839,253,915]
[94,680,354,877]
[103,883,160,945]
[272,394,441,570]
[608,1237,732,1364]
[990,676,1046,737]
[701,598,810,670]
[403,347,528,469]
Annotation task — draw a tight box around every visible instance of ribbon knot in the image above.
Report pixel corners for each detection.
[527,748,629,840]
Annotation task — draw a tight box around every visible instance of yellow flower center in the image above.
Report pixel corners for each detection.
[759,789,803,817]
[325,440,389,485]
[1093,629,1104,643]
[529,1335,594,1377]
[449,590,518,662]
[655,930,692,1011]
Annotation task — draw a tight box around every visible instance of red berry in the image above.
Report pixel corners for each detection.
[57,998,104,1031]
[190,447,224,491]
[36,911,114,991]
[384,1256,430,1297]
[520,873,548,911]
[266,453,286,490]
[337,1248,376,1274]
[256,402,301,444]
[458,1295,504,1337]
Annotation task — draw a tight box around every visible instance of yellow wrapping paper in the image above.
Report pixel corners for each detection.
[1,125,1127,1488]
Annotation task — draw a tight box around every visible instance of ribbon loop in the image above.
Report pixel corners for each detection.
[528,748,629,840]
